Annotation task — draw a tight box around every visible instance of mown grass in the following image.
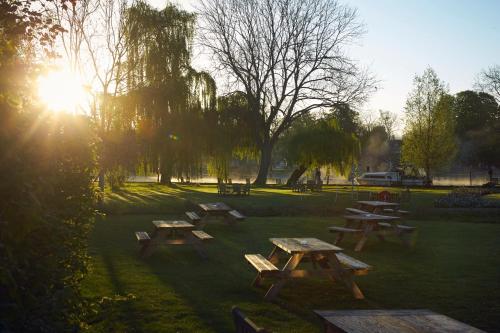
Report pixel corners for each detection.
[83,184,500,332]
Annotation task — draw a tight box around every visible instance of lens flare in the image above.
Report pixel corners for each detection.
[38,69,89,113]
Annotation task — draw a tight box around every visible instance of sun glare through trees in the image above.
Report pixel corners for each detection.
[1,0,499,332]
[37,68,89,113]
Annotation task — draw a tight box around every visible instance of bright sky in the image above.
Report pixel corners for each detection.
[150,0,500,125]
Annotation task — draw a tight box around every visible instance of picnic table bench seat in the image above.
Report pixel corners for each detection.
[345,207,370,215]
[383,208,409,215]
[336,253,372,276]
[244,254,280,277]
[191,230,214,241]
[185,211,201,223]
[228,209,245,221]
[378,222,416,232]
[232,306,268,333]
[135,231,151,243]
[329,226,363,234]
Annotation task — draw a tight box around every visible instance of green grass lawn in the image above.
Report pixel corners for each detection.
[83,184,500,332]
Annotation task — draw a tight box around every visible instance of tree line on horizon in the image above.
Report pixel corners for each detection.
[0,1,499,330]
[63,0,497,189]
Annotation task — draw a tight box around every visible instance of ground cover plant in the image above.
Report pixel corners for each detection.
[83,184,500,332]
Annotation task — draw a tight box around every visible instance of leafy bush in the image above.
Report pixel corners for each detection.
[0,112,98,332]
[0,2,98,331]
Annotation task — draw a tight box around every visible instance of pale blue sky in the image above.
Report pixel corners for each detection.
[153,0,500,125]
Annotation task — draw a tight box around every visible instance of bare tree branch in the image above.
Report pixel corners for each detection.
[198,0,376,183]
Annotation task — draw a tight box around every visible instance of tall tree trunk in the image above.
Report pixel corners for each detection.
[159,154,173,185]
[425,164,432,186]
[286,165,308,186]
[98,170,105,192]
[254,142,273,185]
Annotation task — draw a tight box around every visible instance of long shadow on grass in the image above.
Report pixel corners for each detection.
[98,251,148,332]
[143,218,377,332]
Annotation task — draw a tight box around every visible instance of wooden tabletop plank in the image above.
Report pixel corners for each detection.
[357,200,400,207]
[270,238,342,254]
[198,202,232,212]
[344,214,400,221]
[152,220,194,229]
[314,309,485,333]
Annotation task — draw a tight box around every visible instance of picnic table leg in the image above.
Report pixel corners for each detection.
[312,254,335,281]
[376,224,386,242]
[334,231,345,245]
[197,213,209,229]
[393,226,412,248]
[264,253,304,301]
[354,223,375,252]
[326,253,365,299]
[187,232,208,259]
[267,246,281,265]
[140,241,154,258]
[335,219,360,245]
[140,229,163,258]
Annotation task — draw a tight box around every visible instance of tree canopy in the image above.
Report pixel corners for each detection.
[198,0,375,184]
[402,68,456,183]
[452,90,500,169]
[476,65,500,103]
[123,1,217,183]
[281,116,359,184]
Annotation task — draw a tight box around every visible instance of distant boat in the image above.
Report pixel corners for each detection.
[356,172,424,186]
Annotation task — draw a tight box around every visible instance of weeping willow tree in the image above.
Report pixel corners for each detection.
[205,91,257,181]
[282,118,360,186]
[123,1,216,184]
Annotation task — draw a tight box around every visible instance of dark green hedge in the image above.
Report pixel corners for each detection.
[0,110,98,332]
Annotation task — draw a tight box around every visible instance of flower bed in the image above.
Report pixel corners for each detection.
[434,188,500,208]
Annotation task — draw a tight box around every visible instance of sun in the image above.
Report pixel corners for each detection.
[38,69,89,113]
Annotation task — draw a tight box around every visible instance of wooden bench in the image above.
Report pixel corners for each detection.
[378,222,415,233]
[245,254,280,278]
[330,225,363,245]
[232,306,268,333]
[192,230,214,241]
[135,231,151,243]
[396,225,416,232]
[135,232,152,257]
[329,226,363,234]
[346,207,370,215]
[185,211,201,223]
[383,208,409,215]
[228,209,245,221]
[336,253,372,276]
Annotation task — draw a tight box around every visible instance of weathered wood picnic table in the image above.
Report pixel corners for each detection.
[245,238,371,301]
[135,220,213,258]
[196,202,245,227]
[357,200,400,213]
[330,213,415,251]
[314,309,485,333]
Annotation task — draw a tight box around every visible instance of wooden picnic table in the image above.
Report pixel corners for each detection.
[247,238,371,301]
[197,202,245,227]
[199,202,232,214]
[314,309,485,333]
[357,200,400,213]
[331,213,414,252]
[136,220,213,258]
